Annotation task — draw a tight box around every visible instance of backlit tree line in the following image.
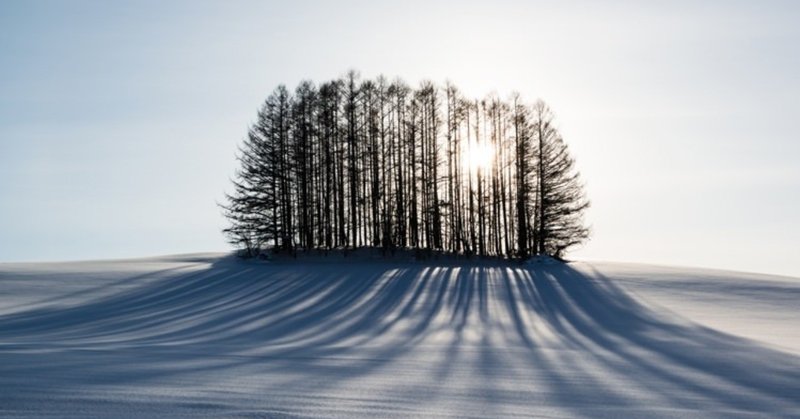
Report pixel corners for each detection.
[223,71,589,259]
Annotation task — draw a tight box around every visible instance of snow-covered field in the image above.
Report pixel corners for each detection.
[1,254,798,418]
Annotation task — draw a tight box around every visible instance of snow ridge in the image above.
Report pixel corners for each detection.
[0,255,799,417]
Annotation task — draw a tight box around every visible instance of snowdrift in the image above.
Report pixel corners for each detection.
[1,254,798,417]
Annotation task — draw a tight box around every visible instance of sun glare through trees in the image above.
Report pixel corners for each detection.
[463,140,494,173]
[222,72,590,259]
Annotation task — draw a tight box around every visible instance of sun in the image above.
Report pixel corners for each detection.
[463,141,494,172]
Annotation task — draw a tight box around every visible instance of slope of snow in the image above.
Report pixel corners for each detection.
[1,254,798,417]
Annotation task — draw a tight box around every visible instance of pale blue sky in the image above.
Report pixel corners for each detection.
[1,1,798,276]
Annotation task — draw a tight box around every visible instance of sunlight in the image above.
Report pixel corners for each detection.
[463,141,494,172]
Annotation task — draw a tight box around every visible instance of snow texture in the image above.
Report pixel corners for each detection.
[1,254,799,418]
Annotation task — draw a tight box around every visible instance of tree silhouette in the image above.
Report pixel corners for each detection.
[531,101,590,258]
[223,73,589,259]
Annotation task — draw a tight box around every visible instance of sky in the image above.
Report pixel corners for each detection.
[1,0,799,276]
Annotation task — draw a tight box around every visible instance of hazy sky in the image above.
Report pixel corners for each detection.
[1,1,799,276]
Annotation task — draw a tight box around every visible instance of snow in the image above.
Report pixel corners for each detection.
[526,254,561,266]
[1,254,799,417]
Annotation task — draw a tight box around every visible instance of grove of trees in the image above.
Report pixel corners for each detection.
[223,71,589,259]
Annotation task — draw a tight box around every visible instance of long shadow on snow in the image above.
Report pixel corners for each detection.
[0,258,799,414]
[511,265,800,413]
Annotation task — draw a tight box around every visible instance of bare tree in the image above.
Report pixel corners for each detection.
[223,74,590,260]
[531,101,590,258]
